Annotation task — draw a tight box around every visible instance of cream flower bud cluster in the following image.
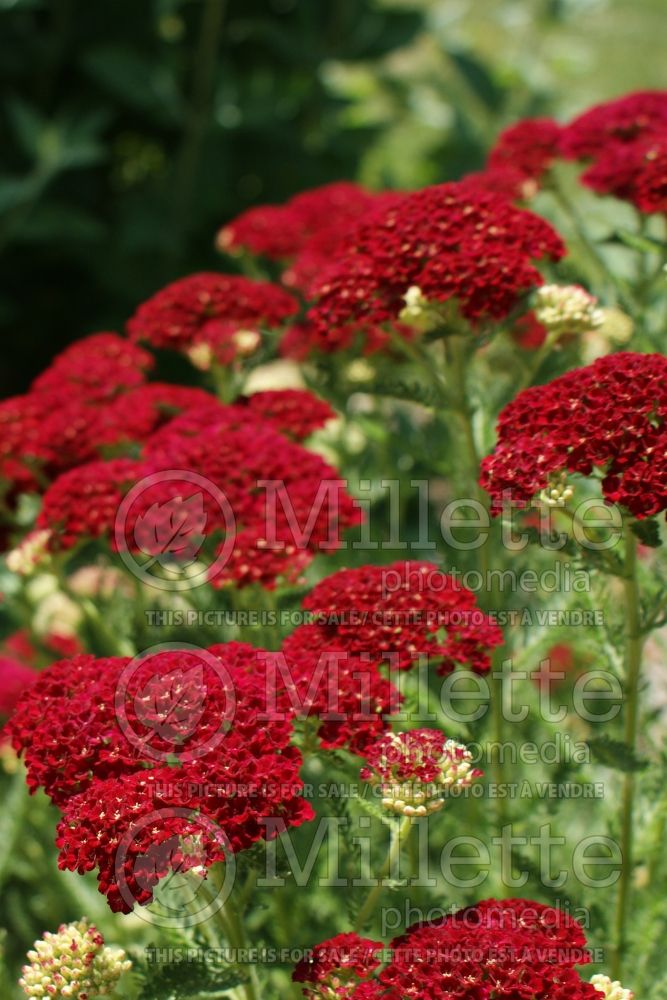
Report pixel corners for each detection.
[590,973,634,1000]
[19,919,131,999]
[398,286,440,332]
[540,471,574,507]
[7,529,52,576]
[380,739,480,817]
[534,284,604,337]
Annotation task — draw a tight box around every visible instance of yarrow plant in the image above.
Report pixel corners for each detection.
[4,86,667,999]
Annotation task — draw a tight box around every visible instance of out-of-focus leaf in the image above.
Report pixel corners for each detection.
[588,736,649,773]
[15,202,106,243]
[82,46,186,125]
[5,97,45,158]
[609,227,667,256]
[631,518,663,548]
[448,49,505,112]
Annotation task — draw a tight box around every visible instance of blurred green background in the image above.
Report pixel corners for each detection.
[1,0,665,396]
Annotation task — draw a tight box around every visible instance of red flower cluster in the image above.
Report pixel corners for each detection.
[0,375,212,499]
[276,562,501,752]
[278,628,400,754]
[126,272,299,357]
[37,410,360,588]
[218,181,395,294]
[293,933,383,998]
[487,117,563,191]
[480,352,667,518]
[237,389,335,441]
[360,728,479,785]
[30,332,154,402]
[300,561,502,673]
[307,183,565,352]
[294,899,596,999]
[0,656,37,717]
[2,628,82,665]
[7,643,313,911]
[560,91,667,212]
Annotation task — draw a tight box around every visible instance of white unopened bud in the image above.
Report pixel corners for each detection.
[187,342,214,371]
[7,530,51,576]
[534,284,604,337]
[19,919,131,999]
[591,973,634,1000]
[398,286,440,332]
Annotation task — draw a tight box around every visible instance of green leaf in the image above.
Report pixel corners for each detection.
[16,202,105,243]
[82,46,185,124]
[609,228,667,256]
[588,735,649,772]
[138,947,244,1000]
[631,518,663,548]
[5,96,45,157]
[448,49,504,111]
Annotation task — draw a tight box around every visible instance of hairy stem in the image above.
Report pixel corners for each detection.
[353,815,413,933]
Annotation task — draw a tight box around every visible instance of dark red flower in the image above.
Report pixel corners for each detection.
[0,656,37,717]
[293,933,383,998]
[218,181,396,294]
[561,91,667,160]
[274,562,501,753]
[8,642,313,911]
[481,352,667,518]
[126,272,299,355]
[238,389,336,440]
[299,561,502,673]
[31,332,154,402]
[307,182,565,352]
[296,900,597,999]
[488,117,562,183]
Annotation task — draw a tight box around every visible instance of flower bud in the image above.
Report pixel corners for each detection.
[534,284,604,337]
[361,729,482,816]
[19,919,130,999]
[7,530,51,576]
[591,973,634,1000]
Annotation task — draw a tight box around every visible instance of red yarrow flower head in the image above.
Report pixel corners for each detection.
[0,382,214,502]
[126,272,299,358]
[0,656,37,718]
[235,389,336,441]
[292,933,384,1000]
[31,332,154,403]
[295,899,596,999]
[36,409,360,588]
[299,561,503,674]
[560,91,667,160]
[218,181,396,295]
[8,642,314,911]
[275,562,501,753]
[307,181,565,353]
[480,351,667,519]
[487,117,563,185]
[560,91,667,212]
[360,729,482,816]
[277,629,401,754]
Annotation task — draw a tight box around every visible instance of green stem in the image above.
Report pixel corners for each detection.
[353,815,413,933]
[611,528,643,979]
[550,180,635,313]
[171,0,227,254]
[208,865,259,1000]
[448,339,507,833]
